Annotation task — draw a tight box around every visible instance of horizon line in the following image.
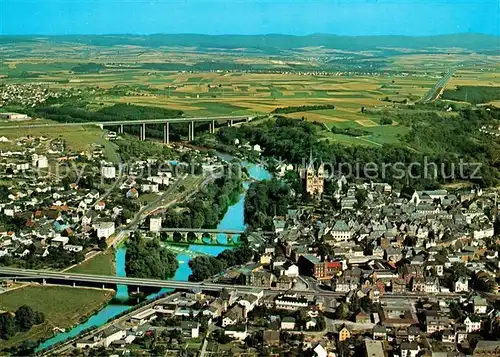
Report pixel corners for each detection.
[1,32,499,38]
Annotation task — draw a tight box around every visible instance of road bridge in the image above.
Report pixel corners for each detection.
[0,115,251,144]
[0,267,471,300]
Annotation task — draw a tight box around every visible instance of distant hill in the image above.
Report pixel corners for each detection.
[0,33,498,53]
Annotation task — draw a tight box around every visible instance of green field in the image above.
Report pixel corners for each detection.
[68,250,115,276]
[0,285,113,349]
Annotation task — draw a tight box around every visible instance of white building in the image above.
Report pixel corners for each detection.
[473,296,488,314]
[464,316,481,333]
[95,222,115,239]
[101,166,116,179]
[51,236,69,247]
[453,277,469,292]
[32,154,49,169]
[101,326,126,347]
[63,244,83,252]
[281,317,296,330]
[141,184,159,193]
[328,220,352,242]
[150,216,162,232]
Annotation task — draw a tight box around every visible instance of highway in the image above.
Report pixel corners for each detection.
[0,267,468,300]
[0,115,250,130]
[420,68,455,103]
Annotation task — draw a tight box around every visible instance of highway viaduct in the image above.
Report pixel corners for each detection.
[0,267,469,300]
[0,115,252,144]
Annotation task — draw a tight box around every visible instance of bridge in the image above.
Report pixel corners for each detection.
[0,267,474,301]
[0,267,338,296]
[157,228,246,235]
[0,115,251,144]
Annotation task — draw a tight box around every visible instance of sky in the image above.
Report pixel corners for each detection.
[0,0,499,36]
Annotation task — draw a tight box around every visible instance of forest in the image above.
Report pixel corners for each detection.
[125,234,178,280]
[16,103,183,124]
[442,86,500,105]
[71,63,106,74]
[244,179,293,230]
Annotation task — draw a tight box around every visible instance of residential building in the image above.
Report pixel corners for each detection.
[453,276,469,292]
[464,316,481,333]
[95,222,115,239]
[281,317,296,330]
[339,327,351,342]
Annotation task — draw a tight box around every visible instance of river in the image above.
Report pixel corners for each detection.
[36,162,271,351]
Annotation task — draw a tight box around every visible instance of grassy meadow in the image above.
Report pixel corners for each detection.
[0,285,113,349]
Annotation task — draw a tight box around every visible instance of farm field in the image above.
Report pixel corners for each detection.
[0,285,114,350]
[0,124,105,152]
[1,37,498,148]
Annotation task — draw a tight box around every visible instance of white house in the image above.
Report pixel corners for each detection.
[473,296,488,314]
[453,277,469,293]
[51,236,69,247]
[32,154,48,169]
[328,220,352,242]
[150,216,162,232]
[95,222,115,239]
[313,343,327,357]
[281,317,296,330]
[141,184,159,193]
[101,166,116,179]
[464,316,481,333]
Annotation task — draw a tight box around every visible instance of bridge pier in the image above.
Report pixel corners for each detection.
[136,286,140,293]
[119,124,124,134]
[73,282,76,287]
[42,278,46,285]
[227,234,233,244]
[230,119,234,127]
[191,121,195,141]
[142,123,146,141]
[212,120,216,133]
[164,122,170,144]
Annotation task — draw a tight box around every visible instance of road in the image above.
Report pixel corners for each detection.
[420,68,455,103]
[0,267,473,300]
[0,115,250,130]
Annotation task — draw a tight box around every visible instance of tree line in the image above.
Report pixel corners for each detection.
[271,104,335,114]
[330,126,369,137]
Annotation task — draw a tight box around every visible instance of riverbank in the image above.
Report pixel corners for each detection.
[0,285,114,351]
[36,161,272,352]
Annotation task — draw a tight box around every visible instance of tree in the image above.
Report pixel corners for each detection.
[380,117,393,125]
[15,305,39,332]
[0,313,16,340]
[336,302,350,320]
